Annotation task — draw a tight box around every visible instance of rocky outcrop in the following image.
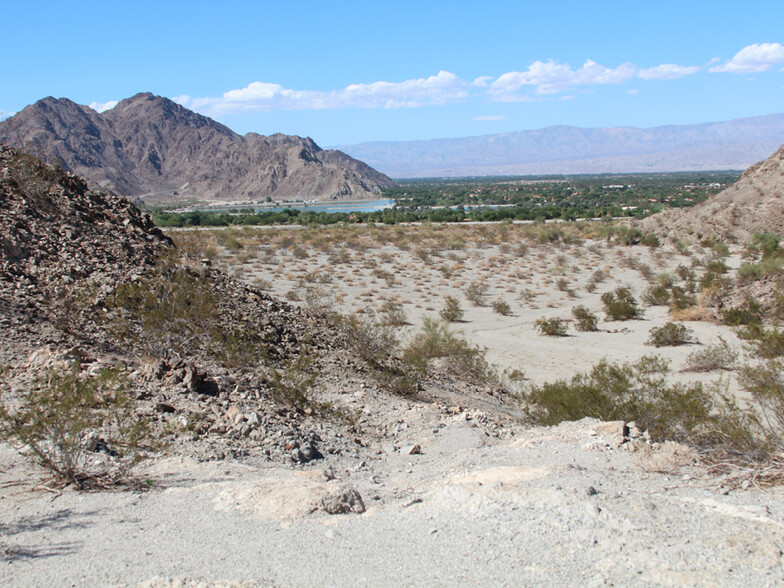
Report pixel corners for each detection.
[0,93,395,203]
[638,144,784,243]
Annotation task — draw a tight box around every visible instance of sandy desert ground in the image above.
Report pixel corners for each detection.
[4,221,782,587]
[181,221,746,389]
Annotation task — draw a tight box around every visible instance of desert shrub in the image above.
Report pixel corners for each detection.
[585,268,606,293]
[700,237,730,258]
[675,240,691,255]
[676,264,695,281]
[738,359,784,452]
[403,318,494,385]
[440,296,464,322]
[721,298,763,326]
[643,284,670,306]
[491,299,512,316]
[300,285,337,318]
[737,257,784,282]
[102,252,268,368]
[601,287,642,321]
[556,278,576,297]
[340,311,417,396]
[341,310,400,369]
[523,356,758,452]
[641,233,661,248]
[264,352,340,415]
[571,306,599,332]
[438,264,453,279]
[647,322,697,347]
[682,337,738,372]
[535,317,569,337]
[741,326,784,359]
[465,281,489,306]
[379,299,408,326]
[668,286,696,311]
[749,232,781,260]
[615,226,643,246]
[704,259,729,275]
[0,364,154,489]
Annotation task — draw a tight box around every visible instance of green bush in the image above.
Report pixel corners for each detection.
[465,281,489,307]
[535,317,569,337]
[641,233,660,248]
[440,296,464,322]
[721,298,763,326]
[668,286,697,311]
[601,287,642,321]
[379,299,408,326]
[647,322,697,347]
[739,359,784,452]
[571,306,599,332]
[403,318,494,385]
[642,284,670,306]
[741,325,784,359]
[522,356,758,452]
[491,299,513,316]
[682,337,738,372]
[0,365,154,489]
[340,311,417,396]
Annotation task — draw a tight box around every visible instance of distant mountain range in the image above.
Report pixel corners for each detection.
[335,114,784,178]
[0,93,395,203]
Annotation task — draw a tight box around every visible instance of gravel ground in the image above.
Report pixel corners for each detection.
[3,410,783,587]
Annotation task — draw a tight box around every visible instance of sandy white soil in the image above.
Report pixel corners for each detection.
[3,225,782,587]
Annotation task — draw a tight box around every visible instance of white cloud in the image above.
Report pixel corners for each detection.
[488,59,637,99]
[474,115,506,121]
[637,64,700,80]
[709,42,784,73]
[472,76,493,87]
[185,71,469,115]
[89,100,118,112]
[626,89,639,95]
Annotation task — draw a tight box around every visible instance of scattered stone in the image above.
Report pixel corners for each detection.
[406,444,422,455]
[319,486,365,515]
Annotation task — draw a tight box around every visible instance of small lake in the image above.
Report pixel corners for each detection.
[188,199,395,214]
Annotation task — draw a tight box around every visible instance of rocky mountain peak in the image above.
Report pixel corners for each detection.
[0,94,395,202]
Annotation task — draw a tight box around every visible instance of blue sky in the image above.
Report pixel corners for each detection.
[2,0,783,146]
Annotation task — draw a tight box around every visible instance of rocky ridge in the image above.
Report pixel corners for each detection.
[0,93,395,203]
[638,144,784,243]
[0,144,512,467]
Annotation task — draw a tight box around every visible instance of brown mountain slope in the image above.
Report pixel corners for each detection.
[0,93,395,203]
[638,144,784,243]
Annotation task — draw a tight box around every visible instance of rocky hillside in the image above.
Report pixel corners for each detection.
[0,93,395,203]
[639,144,784,243]
[0,145,507,467]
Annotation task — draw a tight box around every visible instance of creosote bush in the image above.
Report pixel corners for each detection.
[682,337,738,372]
[491,299,512,316]
[647,322,697,347]
[403,318,495,385]
[535,317,569,337]
[0,364,154,489]
[571,305,599,332]
[440,296,464,322]
[601,287,642,321]
[103,251,268,368]
[465,281,489,307]
[522,356,759,455]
